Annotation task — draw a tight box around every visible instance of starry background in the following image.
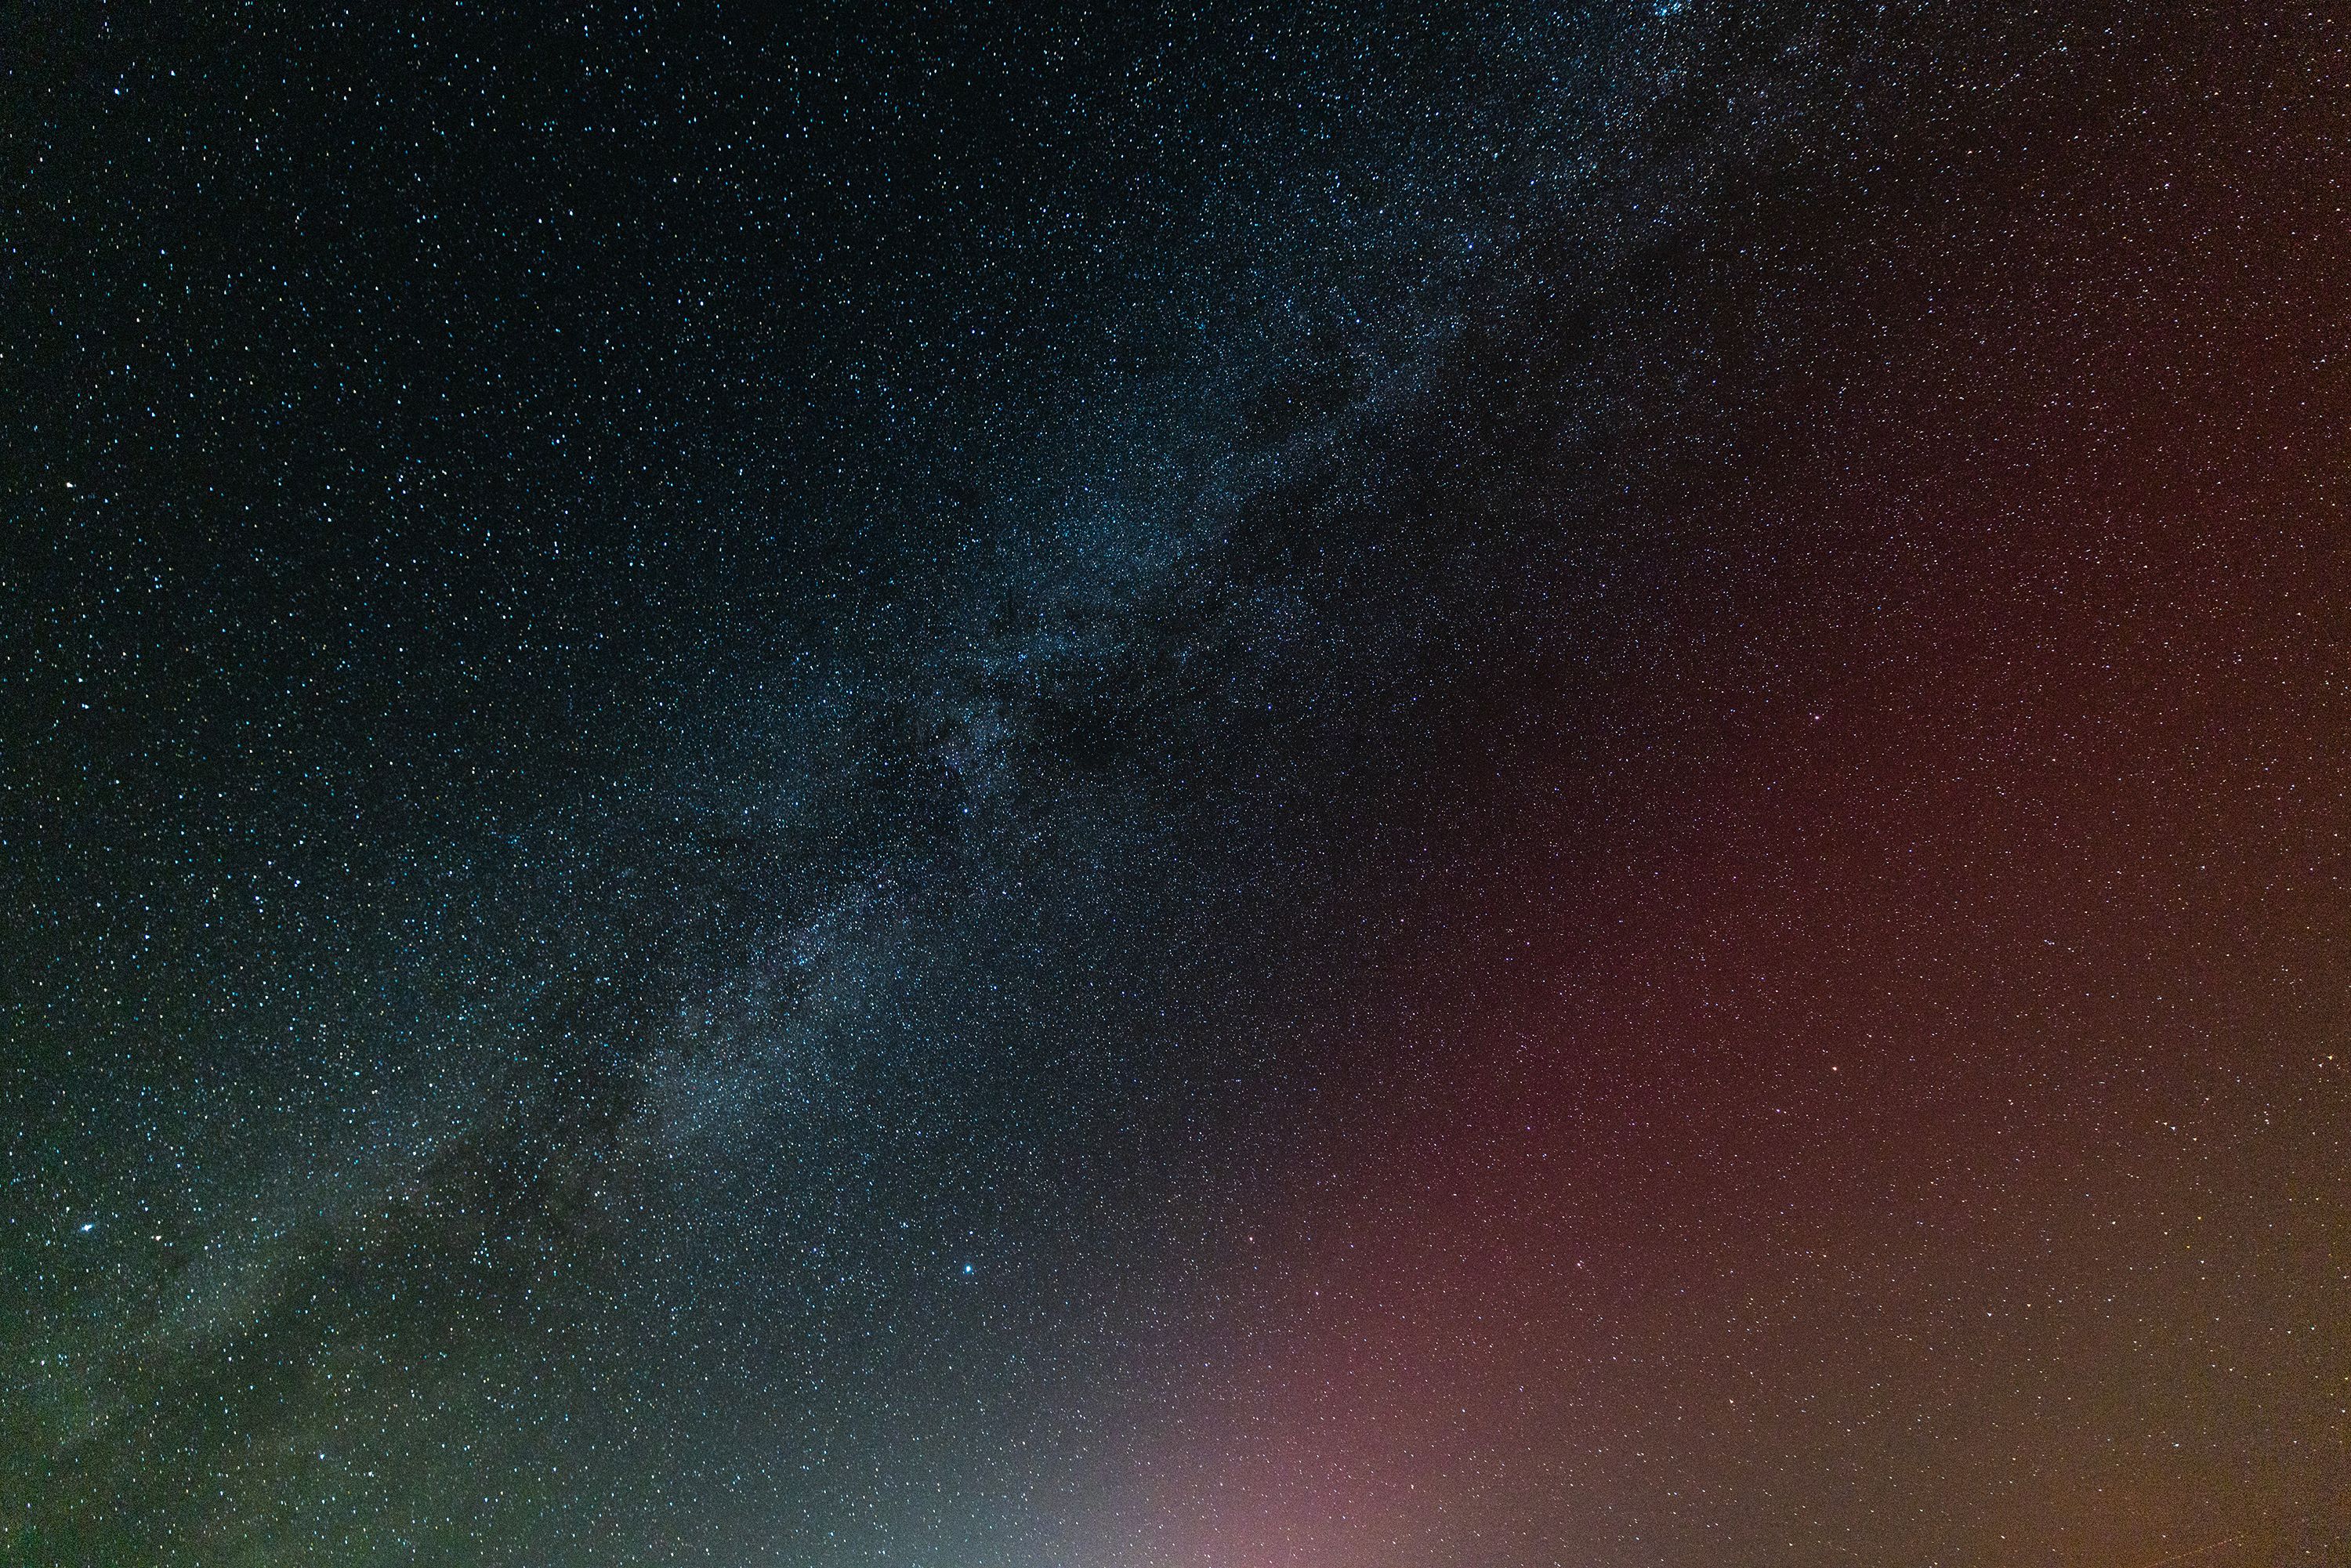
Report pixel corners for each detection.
[4,2,2349,1565]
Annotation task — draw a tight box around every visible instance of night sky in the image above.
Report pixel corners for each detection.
[5,4,2349,1565]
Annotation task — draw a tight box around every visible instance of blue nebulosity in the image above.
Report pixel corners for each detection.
[0,6,1763,1555]
[7,2,2347,1566]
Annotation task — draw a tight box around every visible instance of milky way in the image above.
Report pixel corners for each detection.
[5,5,2349,1566]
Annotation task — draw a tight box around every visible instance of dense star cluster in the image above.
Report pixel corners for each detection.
[4,3,2347,1565]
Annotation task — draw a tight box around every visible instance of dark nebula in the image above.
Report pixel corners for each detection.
[5,4,2347,1565]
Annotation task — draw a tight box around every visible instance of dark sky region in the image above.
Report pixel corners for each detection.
[4,3,2348,1566]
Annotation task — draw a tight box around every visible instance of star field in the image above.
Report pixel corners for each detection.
[4,4,2349,1566]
